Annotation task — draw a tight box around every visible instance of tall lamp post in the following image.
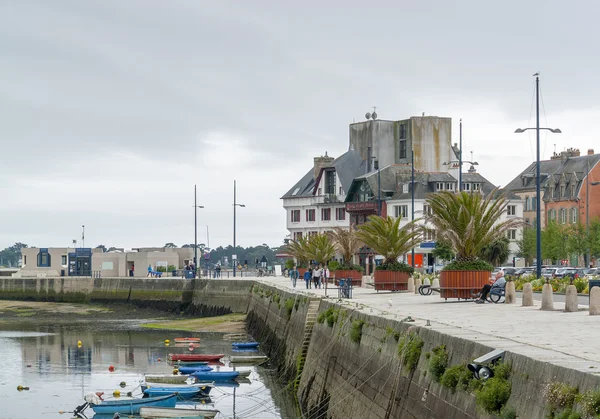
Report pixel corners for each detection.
[515,73,561,279]
[411,149,415,268]
[459,119,463,191]
[193,185,204,278]
[233,180,246,277]
[371,158,382,216]
[588,171,600,267]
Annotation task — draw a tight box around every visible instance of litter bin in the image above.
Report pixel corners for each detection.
[172,270,177,277]
[589,280,600,304]
[185,270,195,279]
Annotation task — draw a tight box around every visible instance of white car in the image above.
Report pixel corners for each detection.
[585,268,598,279]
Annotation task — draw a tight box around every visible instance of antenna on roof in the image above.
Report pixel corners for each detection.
[372,106,377,120]
[470,151,474,161]
[422,112,425,116]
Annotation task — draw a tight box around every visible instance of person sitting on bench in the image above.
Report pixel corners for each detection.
[475,270,506,304]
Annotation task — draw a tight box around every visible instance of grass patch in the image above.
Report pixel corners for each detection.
[427,345,448,382]
[544,382,578,411]
[349,319,365,344]
[475,362,512,414]
[580,389,600,417]
[397,332,424,372]
[440,364,468,391]
[284,298,294,320]
[142,313,246,331]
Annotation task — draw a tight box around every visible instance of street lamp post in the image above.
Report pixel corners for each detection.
[411,149,415,268]
[193,185,204,278]
[459,119,463,191]
[514,73,562,279]
[233,180,246,277]
[588,176,600,267]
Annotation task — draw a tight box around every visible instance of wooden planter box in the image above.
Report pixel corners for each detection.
[298,268,307,278]
[439,270,491,299]
[373,270,409,292]
[334,270,363,287]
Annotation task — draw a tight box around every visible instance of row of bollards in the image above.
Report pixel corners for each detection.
[519,280,600,315]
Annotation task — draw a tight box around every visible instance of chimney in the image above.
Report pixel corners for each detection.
[589,149,595,156]
[314,152,334,180]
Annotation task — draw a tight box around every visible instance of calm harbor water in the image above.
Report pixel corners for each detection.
[0,320,297,419]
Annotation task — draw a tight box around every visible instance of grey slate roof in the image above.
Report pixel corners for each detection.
[504,154,600,199]
[281,149,366,199]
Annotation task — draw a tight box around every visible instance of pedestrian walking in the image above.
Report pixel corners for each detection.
[304,268,312,289]
[289,265,299,288]
[147,264,153,277]
[312,265,322,289]
[324,266,330,287]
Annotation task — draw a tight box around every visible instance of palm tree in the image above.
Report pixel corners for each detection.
[479,237,510,267]
[423,190,522,267]
[305,233,336,266]
[286,236,310,267]
[164,243,177,248]
[357,215,423,266]
[328,227,363,266]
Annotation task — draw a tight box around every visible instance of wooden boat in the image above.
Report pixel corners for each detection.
[231,341,259,348]
[141,382,214,396]
[144,387,201,398]
[144,374,191,384]
[174,337,201,343]
[191,370,239,381]
[168,353,224,362]
[90,393,177,415]
[177,366,213,374]
[229,355,268,364]
[171,361,209,366]
[140,406,219,418]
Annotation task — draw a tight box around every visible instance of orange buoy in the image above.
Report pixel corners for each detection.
[108,365,115,372]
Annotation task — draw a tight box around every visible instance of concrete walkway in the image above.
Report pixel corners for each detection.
[244,275,600,375]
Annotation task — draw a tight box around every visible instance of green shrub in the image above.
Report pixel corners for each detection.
[440,364,466,390]
[544,382,578,410]
[573,278,587,293]
[443,259,493,272]
[350,320,365,344]
[427,345,449,381]
[376,261,414,274]
[335,262,364,272]
[285,259,295,270]
[580,389,600,417]
[493,361,511,380]
[500,405,517,419]
[476,376,512,414]
[284,298,294,320]
[327,260,340,271]
[327,309,339,327]
[317,307,334,324]
[397,332,424,371]
[555,409,581,419]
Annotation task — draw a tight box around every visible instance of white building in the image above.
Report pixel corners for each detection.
[281,150,366,241]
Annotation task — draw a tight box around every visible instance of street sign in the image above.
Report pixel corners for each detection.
[232,254,237,260]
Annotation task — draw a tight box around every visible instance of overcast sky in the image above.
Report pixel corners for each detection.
[2,0,599,251]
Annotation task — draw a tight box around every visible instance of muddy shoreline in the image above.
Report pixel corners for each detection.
[0,300,246,333]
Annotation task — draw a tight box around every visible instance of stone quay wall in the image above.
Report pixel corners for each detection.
[3,277,600,418]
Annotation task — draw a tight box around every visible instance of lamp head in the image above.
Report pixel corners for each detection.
[514,128,525,134]
[550,128,562,133]
[240,204,246,208]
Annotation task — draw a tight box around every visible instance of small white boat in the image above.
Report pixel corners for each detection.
[230,355,268,364]
[144,374,191,384]
[140,406,220,418]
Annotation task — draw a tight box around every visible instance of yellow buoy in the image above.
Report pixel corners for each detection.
[113,390,121,398]
[77,340,82,347]
[172,369,179,375]
[164,339,170,344]
[17,385,30,391]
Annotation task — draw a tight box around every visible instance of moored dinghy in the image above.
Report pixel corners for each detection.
[140,406,220,418]
[85,393,178,415]
[231,341,260,349]
[191,370,240,381]
[168,353,224,362]
[144,374,192,385]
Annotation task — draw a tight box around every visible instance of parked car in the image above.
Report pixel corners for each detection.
[541,267,559,279]
[585,268,598,279]
[492,267,518,277]
[514,267,535,278]
[554,268,578,279]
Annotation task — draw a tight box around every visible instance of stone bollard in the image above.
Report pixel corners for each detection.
[590,287,600,315]
[505,281,516,304]
[423,277,431,286]
[541,282,554,311]
[407,277,415,293]
[432,278,440,289]
[565,284,578,312]
[414,277,422,294]
[522,283,534,306]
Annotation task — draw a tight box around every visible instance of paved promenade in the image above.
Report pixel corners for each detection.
[247,276,600,375]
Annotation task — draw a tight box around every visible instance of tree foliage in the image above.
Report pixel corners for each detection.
[305,233,336,266]
[479,237,510,267]
[432,240,454,262]
[517,226,536,265]
[0,243,29,267]
[328,226,362,264]
[357,215,422,265]
[423,190,521,264]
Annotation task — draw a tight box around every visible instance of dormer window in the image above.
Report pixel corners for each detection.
[445,182,454,191]
[403,183,409,193]
[550,187,555,199]
[436,182,444,191]
[463,183,471,191]
[473,183,480,191]
[560,185,565,198]
[571,184,576,198]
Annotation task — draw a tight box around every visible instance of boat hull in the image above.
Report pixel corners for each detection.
[90,393,177,415]
[144,374,190,384]
[141,383,213,396]
[191,371,240,381]
[231,342,260,348]
[177,366,213,374]
[140,406,219,418]
[174,337,201,343]
[168,353,224,362]
[143,388,200,397]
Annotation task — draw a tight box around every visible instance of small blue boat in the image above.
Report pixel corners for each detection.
[191,371,240,381]
[231,341,259,348]
[141,382,214,396]
[89,393,177,415]
[178,365,213,374]
[143,387,201,398]
[232,347,259,353]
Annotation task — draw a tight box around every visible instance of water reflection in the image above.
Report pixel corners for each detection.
[0,321,297,419]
